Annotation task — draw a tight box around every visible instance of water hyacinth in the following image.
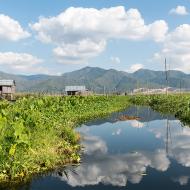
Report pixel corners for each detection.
[0,95,129,183]
[130,94,190,124]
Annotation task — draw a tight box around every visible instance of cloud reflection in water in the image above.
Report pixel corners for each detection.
[56,117,190,188]
[57,134,170,187]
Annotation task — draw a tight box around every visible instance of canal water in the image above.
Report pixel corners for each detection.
[16,107,190,189]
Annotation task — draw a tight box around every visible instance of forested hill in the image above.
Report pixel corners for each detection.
[0,67,190,93]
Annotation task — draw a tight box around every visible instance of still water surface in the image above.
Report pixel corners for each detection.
[18,106,190,189]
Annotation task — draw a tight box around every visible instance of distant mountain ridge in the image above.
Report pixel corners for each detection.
[0,67,190,93]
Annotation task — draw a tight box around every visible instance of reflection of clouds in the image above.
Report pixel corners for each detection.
[57,134,170,187]
[172,176,190,186]
[149,149,170,171]
[173,148,190,167]
[62,119,190,187]
[130,120,144,128]
[83,135,108,155]
[76,125,90,133]
[112,128,122,136]
[149,121,190,167]
[59,151,169,187]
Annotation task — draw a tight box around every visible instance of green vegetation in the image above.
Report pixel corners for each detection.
[130,94,190,124]
[0,95,129,183]
[4,93,190,184]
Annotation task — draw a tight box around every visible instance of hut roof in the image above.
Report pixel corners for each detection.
[0,80,15,86]
[65,86,86,91]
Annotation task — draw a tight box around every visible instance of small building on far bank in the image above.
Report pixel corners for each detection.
[65,86,90,95]
[0,80,16,100]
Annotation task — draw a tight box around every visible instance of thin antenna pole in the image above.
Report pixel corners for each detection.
[165,58,168,95]
[180,80,182,94]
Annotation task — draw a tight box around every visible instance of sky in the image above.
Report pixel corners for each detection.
[0,0,190,75]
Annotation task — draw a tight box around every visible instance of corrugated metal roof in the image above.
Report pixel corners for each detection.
[0,80,15,86]
[65,86,86,91]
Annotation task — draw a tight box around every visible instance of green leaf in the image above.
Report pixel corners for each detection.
[9,144,17,156]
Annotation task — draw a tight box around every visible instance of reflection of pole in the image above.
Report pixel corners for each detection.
[146,107,151,127]
[166,118,172,155]
[166,119,169,155]
[103,86,105,95]
[136,106,139,118]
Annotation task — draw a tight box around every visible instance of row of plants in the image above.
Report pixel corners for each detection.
[129,94,190,124]
[0,95,129,183]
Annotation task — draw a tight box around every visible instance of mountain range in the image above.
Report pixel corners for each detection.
[0,67,190,93]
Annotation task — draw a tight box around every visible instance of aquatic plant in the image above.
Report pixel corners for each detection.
[130,94,190,124]
[0,95,129,182]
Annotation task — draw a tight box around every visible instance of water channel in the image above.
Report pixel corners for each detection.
[11,106,190,189]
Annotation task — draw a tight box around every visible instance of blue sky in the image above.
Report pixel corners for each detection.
[0,0,190,75]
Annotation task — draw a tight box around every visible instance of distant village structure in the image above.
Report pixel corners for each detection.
[65,86,91,95]
[0,80,16,100]
[132,87,188,95]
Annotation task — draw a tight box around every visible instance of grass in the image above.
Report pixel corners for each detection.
[129,94,190,124]
[0,95,129,183]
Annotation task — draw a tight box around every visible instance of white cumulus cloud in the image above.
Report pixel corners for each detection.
[31,6,168,64]
[0,52,47,74]
[0,14,30,41]
[53,39,106,64]
[126,64,144,73]
[110,56,121,64]
[169,5,189,16]
[153,24,190,73]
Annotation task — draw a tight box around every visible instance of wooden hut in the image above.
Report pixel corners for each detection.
[65,86,88,95]
[0,80,16,100]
